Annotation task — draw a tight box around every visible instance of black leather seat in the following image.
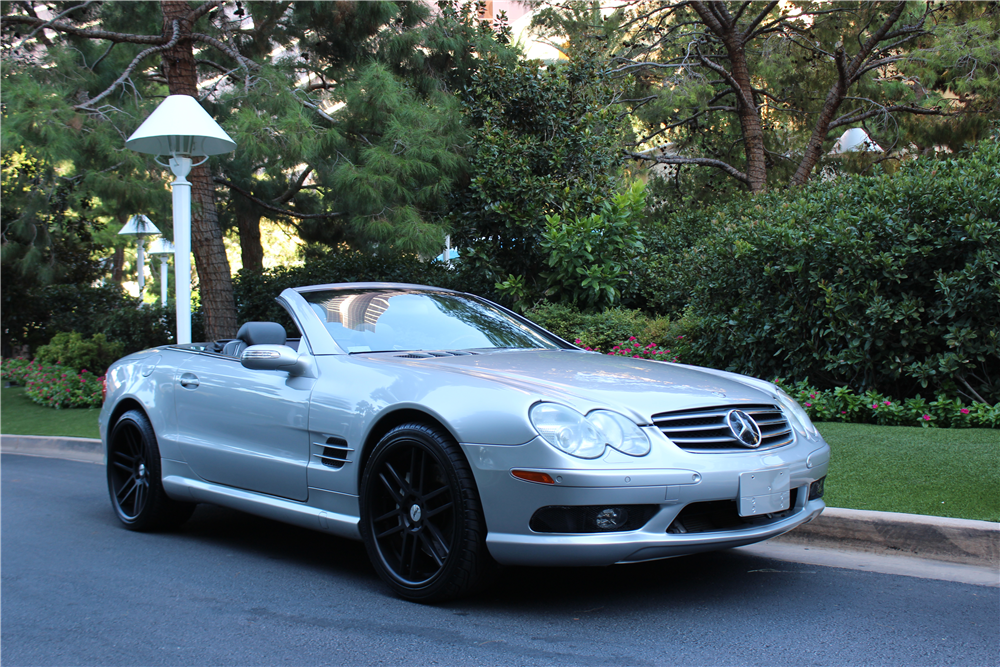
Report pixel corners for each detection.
[222,321,287,358]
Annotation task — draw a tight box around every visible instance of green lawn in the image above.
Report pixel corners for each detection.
[1,386,101,439]
[818,422,1000,522]
[1,386,997,522]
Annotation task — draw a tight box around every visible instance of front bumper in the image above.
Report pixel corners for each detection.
[462,433,830,567]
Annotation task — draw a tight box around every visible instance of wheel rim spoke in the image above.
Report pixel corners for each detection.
[379,462,410,501]
[418,527,448,566]
[117,477,138,505]
[422,500,453,520]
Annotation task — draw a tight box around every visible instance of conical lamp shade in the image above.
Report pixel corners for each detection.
[126,95,236,157]
[147,238,176,256]
[119,214,160,237]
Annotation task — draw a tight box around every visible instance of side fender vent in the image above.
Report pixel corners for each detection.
[315,437,352,469]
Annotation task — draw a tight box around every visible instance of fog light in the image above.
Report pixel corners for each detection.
[594,507,628,530]
[809,476,826,500]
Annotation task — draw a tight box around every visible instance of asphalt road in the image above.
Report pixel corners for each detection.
[3,454,997,667]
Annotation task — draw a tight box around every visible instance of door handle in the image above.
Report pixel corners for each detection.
[179,373,200,389]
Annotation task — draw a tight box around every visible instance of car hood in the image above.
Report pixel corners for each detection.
[373,349,779,423]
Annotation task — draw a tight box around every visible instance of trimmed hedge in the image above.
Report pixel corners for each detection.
[642,139,1000,404]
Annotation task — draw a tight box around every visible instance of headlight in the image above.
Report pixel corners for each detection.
[530,403,651,459]
[775,387,818,437]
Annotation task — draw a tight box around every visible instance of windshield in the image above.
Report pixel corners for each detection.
[300,288,564,353]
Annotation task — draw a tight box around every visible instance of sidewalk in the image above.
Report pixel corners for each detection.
[2,434,998,579]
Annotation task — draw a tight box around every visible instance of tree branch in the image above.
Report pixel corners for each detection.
[73,20,181,111]
[1,14,166,44]
[829,103,946,131]
[624,150,750,186]
[189,32,261,71]
[741,1,778,43]
[12,0,95,50]
[276,167,313,205]
[185,0,224,25]
[215,177,343,220]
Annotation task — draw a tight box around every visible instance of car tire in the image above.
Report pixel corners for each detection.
[360,423,497,603]
[107,409,195,531]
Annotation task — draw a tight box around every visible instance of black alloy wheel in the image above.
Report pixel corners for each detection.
[107,410,195,531]
[360,423,495,603]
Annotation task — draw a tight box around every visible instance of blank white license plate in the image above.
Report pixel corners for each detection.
[739,468,790,517]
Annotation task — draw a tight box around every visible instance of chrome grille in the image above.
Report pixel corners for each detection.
[652,404,793,452]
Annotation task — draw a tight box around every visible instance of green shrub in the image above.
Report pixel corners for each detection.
[523,302,590,342]
[525,302,669,353]
[94,302,176,354]
[34,332,123,374]
[648,139,1000,403]
[4,282,181,356]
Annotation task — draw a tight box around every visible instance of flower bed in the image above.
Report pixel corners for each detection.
[777,379,998,429]
[1,358,104,409]
[575,336,682,363]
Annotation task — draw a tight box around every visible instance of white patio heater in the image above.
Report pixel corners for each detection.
[117,214,160,301]
[146,237,176,307]
[125,95,236,344]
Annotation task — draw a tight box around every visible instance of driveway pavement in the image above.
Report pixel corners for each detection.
[2,433,997,583]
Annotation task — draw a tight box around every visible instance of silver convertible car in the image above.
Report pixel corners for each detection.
[100,283,830,602]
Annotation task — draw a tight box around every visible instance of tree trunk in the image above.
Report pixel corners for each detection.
[237,208,265,274]
[728,49,767,193]
[690,2,768,193]
[789,79,846,187]
[159,0,237,340]
[110,245,124,284]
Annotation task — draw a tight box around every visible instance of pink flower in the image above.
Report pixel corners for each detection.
[804,403,812,407]
[841,411,847,414]
[633,354,640,358]
[922,414,932,421]
[872,403,879,409]
[884,401,891,406]
[960,408,970,415]
[628,336,637,341]
[809,393,816,399]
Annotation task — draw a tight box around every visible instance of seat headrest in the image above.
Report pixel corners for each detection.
[236,321,287,346]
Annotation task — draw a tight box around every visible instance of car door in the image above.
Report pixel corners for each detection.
[172,352,315,501]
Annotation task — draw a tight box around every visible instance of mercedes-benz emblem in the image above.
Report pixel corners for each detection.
[727,410,762,448]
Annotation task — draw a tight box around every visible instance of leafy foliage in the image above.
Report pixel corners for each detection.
[535,181,647,311]
[450,49,634,307]
[34,332,123,375]
[2,282,185,357]
[533,1,999,198]
[644,139,1000,403]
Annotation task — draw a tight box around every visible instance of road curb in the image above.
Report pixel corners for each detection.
[1,434,102,463]
[2,434,998,572]
[774,507,999,569]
